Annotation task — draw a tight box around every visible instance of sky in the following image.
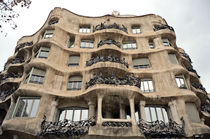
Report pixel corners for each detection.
[0,0,209,93]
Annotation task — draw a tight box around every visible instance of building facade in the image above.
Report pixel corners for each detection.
[0,7,210,139]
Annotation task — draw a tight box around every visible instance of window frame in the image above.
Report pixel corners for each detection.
[162,38,171,46]
[67,76,82,90]
[79,26,91,33]
[68,36,75,48]
[175,75,187,89]
[122,41,137,50]
[43,30,54,39]
[25,67,46,84]
[68,55,80,67]
[141,79,154,93]
[80,40,94,48]
[131,26,141,34]
[149,40,155,49]
[133,58,151,69]
[49,18,59,25]
[35,47,50,59]
[168,53,179,64]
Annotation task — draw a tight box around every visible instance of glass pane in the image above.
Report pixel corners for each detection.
[132,29,136,34]
[176,78,181,87]
[162,108,169,123]
[126,115,131,119]
[59,110,65,121]
[73,82,77,89]
[144,81,149,92]
[156,107,163,121]
[22,99,33,117]
[68,82,73,90]
[66,110,73,121]
[40,76,44,83]
[135,111,139,122]
[148,81,154,92]
[30,99,40,117]
[14,99,25,117]
[145,107,151,122]
[180,78,184,85]
[141,81,144,92]
[78,82,82,89]
[73,110,81,121]
[128,44,131,48]
[81,109,88,120]
[150,107,157,121]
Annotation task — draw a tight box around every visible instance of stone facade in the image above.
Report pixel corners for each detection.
[0,7,210,139]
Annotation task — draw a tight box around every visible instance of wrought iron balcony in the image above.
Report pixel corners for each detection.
[97,39,121,48]
[0,85,18,100]
[180,52,192,63]
[201,97,210,114]
[138,118,185,138]
[102,121,132,127]
[85,73,141,89]
[154,24,175,32]
[1,73,22,81]
[15,41,33,53]
[191,82,207,93]
[10,58,25,64]
[86,56,128,68]
[186,66,200,78]
[40,116,96,137]
[93,22,128,33]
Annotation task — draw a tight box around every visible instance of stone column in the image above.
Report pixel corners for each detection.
[49,99,58,122]
[120,103,126,119]
[129,97,137,126]
[139,101,146,121]
[88,101,95,119]
[168,100,181,124]
[97,94,103,125]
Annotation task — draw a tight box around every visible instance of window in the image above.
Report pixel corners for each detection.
[185,103,200,123]
[168,54,178,64]
[79,26,90,33]
[145,106,169,122]
[141,79,154,93]
[162,38,171,46]
[58,107,88,121]
[43,30,54,39]
[149,40,155,49]
[175,75,187,89]
[11,97,40,118]
[68,36,75,48]
[123,41,137,49]
[67,76,82,90]
[132,26,141,34]
[80,40,94,48]
[68,56,80,66]
[133,58,150,69]
[25,68,46,84]
[49,18,59,25]
[35,47,50,59]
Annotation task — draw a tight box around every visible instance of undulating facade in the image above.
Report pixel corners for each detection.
[0,7,210,139]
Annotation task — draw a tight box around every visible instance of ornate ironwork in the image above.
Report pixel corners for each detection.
[86,56,128,68]
[186,66,200,78]
[191,82,207,93]
[0,85,18,100]
[180,52,192,63]
[98,39,121,48]
[1,73,22,81]
[154,24,174,32]
[102,121,132,127]
[85,73,141,89]
[40,115,96,137]
[201,97,210,113]
[93,22,128,33]
[15,41,33,52]
[138,118,185,138]
[10,58,25,64]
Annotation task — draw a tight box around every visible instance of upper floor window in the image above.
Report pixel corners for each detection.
[43,30,54,39]
[79,25,90,33]
[132,26,141,34]
[80,40,94,48]
[185,103,200,123]
[141,79,154,93]
[10,97,40,118]
[25,68,46,84]
[122,41,137,49]
[168,54,179,64]
[162,38,171,46]
[58,107,88,121]
[133,58,150,69]
[68,36,75,48]
[35,47,50,59]
[149,40,155,49]
[145,106,169,122]
[68,56,80,67]
[67,76,82,90]
[49,18,59,25]
[175,75,187,89]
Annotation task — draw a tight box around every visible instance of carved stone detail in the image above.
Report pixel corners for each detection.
[85,73,141,89]
[15,41,33,52]
[102,121,132,127]
[97,39,121,48]
[40,116,96,137]
[93,22,128,33]
[154,24,174,32]
[0,85,18,100]
[138,118,185,138]
[86,56,128,68]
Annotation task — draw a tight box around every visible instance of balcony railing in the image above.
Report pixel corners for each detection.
[40,116,96,137]
[102,121,132,127]
[10,58,25,64]
[0,85,18,100]
[191,82,207,93]
[93,22,128,33]
[201,97,210,114]
[97,39,121,48]
[154,24,175,32]
[180,52,192,63]
[15,41,33,53]
[186,66,200,78]
[86,56,128,68]
[138,118,185,138]
[1,73,22,81]
[85,73,141,89]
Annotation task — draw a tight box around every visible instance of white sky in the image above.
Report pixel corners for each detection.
[0,0,209,92]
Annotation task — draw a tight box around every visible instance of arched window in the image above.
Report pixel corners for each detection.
[49,18,59,25]
[67,76,82,90]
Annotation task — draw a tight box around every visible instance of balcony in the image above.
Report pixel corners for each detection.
[15,41,33,53]
[191,82,207,93]
[186,66,200,78]
[93,22,128,33]
[1,73,22,82]
[0,85,18,101]
[97,39,121,48]
[154,24,175,32]
[10,58,25,64]
[201,98,210,114]
[180,52,192,63]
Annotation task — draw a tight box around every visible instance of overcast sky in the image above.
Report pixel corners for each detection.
[0,0,209,93]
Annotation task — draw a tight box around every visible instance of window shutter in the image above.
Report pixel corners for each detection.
[32,68,46,76]
[69,56,80,64]
[185,103,200,123]
[69,76,82,82]
[133,58,150,65]
[169,54,178,64]
[40,47,50,51]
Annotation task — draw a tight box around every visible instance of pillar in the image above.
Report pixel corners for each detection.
[129,97,137,126]
[88,101,95,119]
[49,99,58,121]
[139,101,146,121]
[120,103,126,119]
[168,100,181,124]
[97,94,103,125]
